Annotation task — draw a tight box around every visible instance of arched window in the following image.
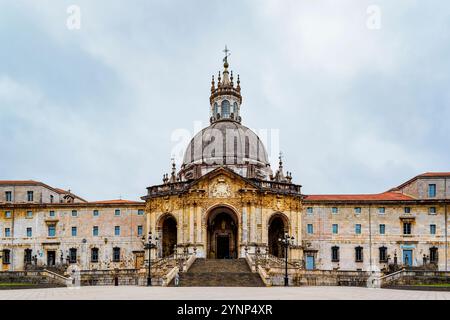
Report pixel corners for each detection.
[213,103,219,116]
[221,100,230,118]
[233,102,238,114]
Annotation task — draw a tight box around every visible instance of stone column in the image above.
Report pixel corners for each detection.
[242,206,248,244]
[250,202,256,243]
[256,206,262,243]
[196,205,202,244]
[189,206,195,245]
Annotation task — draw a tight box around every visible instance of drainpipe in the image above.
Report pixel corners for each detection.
[445,178,448,271]
[369,204,372,272]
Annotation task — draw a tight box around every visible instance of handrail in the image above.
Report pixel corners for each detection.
[377,268,405,281]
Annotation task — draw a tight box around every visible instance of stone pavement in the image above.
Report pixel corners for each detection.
[0,286,449,300]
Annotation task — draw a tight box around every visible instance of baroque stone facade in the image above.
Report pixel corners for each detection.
[0,55,449,276]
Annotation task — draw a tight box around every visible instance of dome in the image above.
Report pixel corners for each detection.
[181,120,272,179]
[183,120,269,166]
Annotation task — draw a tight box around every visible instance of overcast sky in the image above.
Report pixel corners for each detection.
[1,0,449,201]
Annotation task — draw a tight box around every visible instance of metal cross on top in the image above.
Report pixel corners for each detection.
[223,45,231,63]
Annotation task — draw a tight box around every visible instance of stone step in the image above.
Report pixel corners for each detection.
[177,272,264,287]
[170,258,265,287]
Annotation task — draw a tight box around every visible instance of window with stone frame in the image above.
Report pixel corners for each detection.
[331,246,339,262]
[5,191,12,202]
[403,222,412,235]
[430,224,436,235]
[355,246,363,262]
[69,248,77,263]
[428,184,436,198]
[3,249,11,264]
[113,247,121,262]
[379,224,385,235]
[91,248,99,263]
[27,191,33,202]
[429,247,438,264]
[24,249,32,264]
[48,224,56,237]
[379,246,388,262]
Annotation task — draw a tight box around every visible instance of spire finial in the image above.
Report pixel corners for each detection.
[223,45,230,67]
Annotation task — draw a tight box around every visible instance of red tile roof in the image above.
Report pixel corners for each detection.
[89,199,144,205]
[0,180,42,185]
[304,191,414,201]
[418,172,450,177]
[0,180,87,202]
[392,172,450,190]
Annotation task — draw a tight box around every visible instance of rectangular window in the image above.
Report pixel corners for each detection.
[331,207,338,214]
[331,246,339,262]
[355,247,363,262]
[5,228,11,237]
[91,248,99,263]
[5,211,11,218]
[24,249,32,264]
[138,209,144,216]
[115,209,121,216]
[430,224,436,235]
[428,184,436,198]
[378,207,385,214]
[49,210,55,217]
[71,210,78,217]
[3,250,10,264]
[429,207,436,215]
[93,226,99,236]
[137,225,143,236]
[26,211,33,218]
[379,224,386,235]
[114,226,120,236]
[93,209,99,217]
[26,227,32,237]
[379,247,387,262]
[332,224,339,234]
[307,224,314,234]
[430,247,438,264]
[69,248,77,263]
[354,207,361,214]
[50,195,54,203]
[306,207,313,214]
[48,224,56,237]
[403,222,412,235]
[5,191,12,202]
[113,247,121,262]
[27,191,34,202]
[355,224,362,234]
[404,207,411,214]
[71,227,77,237]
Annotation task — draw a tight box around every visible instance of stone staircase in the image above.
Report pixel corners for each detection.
[173,258,264,287]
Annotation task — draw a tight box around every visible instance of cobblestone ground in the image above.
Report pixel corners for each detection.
[0,286,449,300]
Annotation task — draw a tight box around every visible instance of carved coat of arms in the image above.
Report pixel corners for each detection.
[211,179,231,198]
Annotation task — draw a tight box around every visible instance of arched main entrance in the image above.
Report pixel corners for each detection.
[268,214,288,258]
[160,214,177,257]
[207,206,238,259]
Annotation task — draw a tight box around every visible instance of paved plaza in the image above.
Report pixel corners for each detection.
[0,286,449,300]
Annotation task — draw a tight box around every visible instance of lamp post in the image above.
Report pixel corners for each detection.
[142,232,158,286]
[279,233,295,287]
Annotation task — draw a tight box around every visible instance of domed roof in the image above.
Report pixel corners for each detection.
[182,120,270,168]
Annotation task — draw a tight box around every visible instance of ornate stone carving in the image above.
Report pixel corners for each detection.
[211,179,232,198]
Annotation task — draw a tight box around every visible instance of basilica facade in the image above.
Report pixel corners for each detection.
[0,55,449,278]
